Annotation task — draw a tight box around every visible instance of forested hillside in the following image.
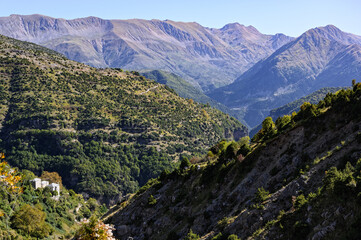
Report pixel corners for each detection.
[108,82,361,240]
[0,35,246,203]
[0,160,108,239]
[140,70,244,122]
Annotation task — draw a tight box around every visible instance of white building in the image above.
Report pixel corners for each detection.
[30,178,61,197]
[41,180,49,188]
[47,183,60,195]
[30,178,42,189]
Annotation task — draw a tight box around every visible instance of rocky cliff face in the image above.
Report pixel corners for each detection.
[0,14,293,91]
[106,86,361,239]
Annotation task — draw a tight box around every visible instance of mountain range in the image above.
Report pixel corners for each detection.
[1,13,361,240]
[1,15,361,129]
[209,25,361,127]
[0,14,293,92]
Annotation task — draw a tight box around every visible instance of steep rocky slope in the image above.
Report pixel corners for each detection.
[210,25,361,127]
[0,34,246,203]
[107,83,361,239]
[0,14,293,91]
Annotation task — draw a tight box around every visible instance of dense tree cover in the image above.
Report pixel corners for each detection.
[0,160,107,239]
[0,35,246,201]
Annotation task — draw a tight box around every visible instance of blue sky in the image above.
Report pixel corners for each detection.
[2,0,360,37]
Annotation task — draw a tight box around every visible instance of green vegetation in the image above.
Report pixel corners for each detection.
[254,187,270,203]
[227,234,240,240]
[140,70,245,121]
[108,78,361,239]
[0,160,107,239]
[271,159,361,240]
[253,82,361,142]
[11,204,51,238]
[0,34,245,201]
[180,157,191,170]
[252,117,277,141]
[148,194,157,206]
[250,87,346,137]
[74,215,115,240]
[251,187,270,210]
[183,229,200,240]
[211,233,240,240]
[270,87,346,120]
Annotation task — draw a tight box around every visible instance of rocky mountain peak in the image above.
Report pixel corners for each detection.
[209,25,361,128]
[220,23,258,33]
[302,24,361,46]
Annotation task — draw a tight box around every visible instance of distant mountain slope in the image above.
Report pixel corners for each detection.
[250,87,346,137]
[0,34,246,203]
[107,82,361,240]
[140,70,245,122]
[0,14,293,91]
[209,25,361,127]
[269,87,348,119]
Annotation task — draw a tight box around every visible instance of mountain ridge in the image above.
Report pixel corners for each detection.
[209,25,361,127]
[0,14,294,91]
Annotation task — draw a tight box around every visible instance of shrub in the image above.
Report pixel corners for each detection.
[255,187,270,203]
[227,234,240,240]
[294,194,307,209]
[275,115,291,131]
[183,229,200,240]
[180,157,191,170]
[225,142,238,161]
[148,195,157,206]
